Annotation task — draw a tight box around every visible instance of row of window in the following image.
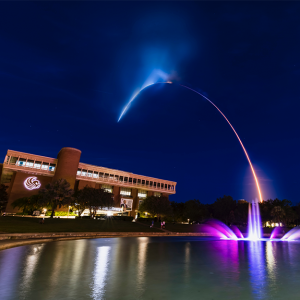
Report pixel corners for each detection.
[5,156,56,171]
[77,168,175,191]
[101,186,161,198]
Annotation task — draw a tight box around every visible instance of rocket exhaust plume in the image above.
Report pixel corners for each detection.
[118,82,263,203]
[180,84,263,203]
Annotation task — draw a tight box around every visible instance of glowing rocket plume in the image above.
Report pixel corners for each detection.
[118,82,172,122]
[118,81,263,203]
[180,84,263,203]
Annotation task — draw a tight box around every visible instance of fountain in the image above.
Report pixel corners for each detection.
[202,198,300,241]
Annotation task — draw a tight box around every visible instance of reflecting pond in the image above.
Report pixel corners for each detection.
[1,237,300,299]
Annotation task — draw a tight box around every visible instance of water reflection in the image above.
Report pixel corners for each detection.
[136,237,148,293]
[91,246,110,300]
[248,241,267,299]
[1,238,300,299]
[19,245,44,299]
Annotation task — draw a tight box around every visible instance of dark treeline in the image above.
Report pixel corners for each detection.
[170,196,300,227]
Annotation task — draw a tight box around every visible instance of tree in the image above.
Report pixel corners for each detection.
[72,187,114,218]
[138,196,171,218]
[39,179,73,218]
[170,201,185,222]
[0,184,8,213]
[183,199,205,223]
[271,206,285,224]
[11,194,43,214]
[212,195,236,225]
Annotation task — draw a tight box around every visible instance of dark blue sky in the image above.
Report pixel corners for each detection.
[1,2,300,204]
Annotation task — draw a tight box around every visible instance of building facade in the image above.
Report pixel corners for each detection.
[0,147,177,216]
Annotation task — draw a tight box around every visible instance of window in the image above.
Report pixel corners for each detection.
[115,175,119,181]
[137,179,141,184]
[77,169,82,175]
[109,174,114,180]
[129,177,132,183]
[138,189,147,198]
[41,163,49,170]
[18,158,26,166]
[119,176,123,182]
[81,169,87,176]
[154,192,161,197]
[133,178,137,184]
[49,164,56,171]
[99,172,104,178]
[120,188,131,196]
[157,183,160,188]
[26,160,34,168]
[93,172,98,178]
[10,157,18,165]
[5,156,10,163]
[101,184,112,193]
[34,161,42,169]
[104,173,109,179]
[146,181,149,186]
[150,181,153,187]
[142,180,145,185]
[139,200,144,208]
[154,182,157,187]
[87,171,93,177]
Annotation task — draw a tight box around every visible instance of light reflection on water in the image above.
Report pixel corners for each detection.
[1,237,300,300]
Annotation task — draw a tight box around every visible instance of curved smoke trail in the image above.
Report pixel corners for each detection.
[118,82,263,203]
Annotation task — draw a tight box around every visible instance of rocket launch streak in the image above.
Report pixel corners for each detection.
[118,82,263,203]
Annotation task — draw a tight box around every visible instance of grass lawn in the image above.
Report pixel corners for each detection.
[0,217,161,233]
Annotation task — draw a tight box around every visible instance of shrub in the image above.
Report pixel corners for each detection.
[45,211,77,216]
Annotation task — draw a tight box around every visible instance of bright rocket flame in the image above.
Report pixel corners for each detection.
[118,81,263,203]
[180,84,263,203]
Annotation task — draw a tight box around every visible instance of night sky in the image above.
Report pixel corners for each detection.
[1,2,300,204]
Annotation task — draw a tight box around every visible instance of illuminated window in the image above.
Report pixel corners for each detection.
[81,169,87,176]
[101,184,112,193]
[87,171,93,177]
[26,159,34,168]
[109,174,114,180]
[18,158,26,166]
[120,188,131,196]
[49,164,56,171]
[41,163,49,170]
[93,172,98,178]
[138,189,147,198]
[154,192,161,197]
[34,161,42,169]
[77,169,81,175]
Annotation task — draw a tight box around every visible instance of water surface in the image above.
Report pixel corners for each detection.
[1,237,300,300]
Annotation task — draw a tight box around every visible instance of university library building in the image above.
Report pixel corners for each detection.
[0,147,177,217]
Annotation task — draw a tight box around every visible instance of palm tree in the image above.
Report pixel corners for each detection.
[39,179,73,218]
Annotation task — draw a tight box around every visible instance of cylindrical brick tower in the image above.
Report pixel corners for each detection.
[52,147,81,189]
